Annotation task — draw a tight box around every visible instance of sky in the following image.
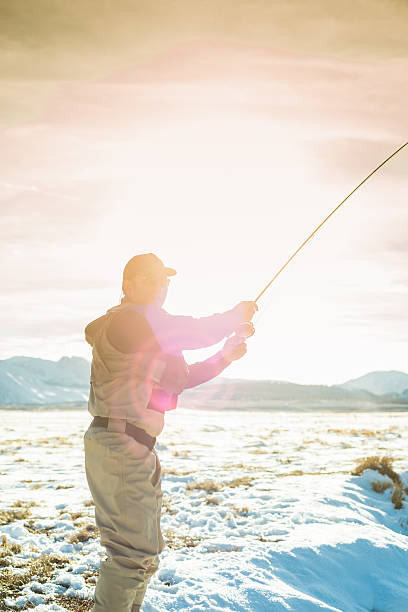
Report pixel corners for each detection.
[1,0,407,385]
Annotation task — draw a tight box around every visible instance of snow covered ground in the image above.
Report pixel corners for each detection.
[1,407,407,612]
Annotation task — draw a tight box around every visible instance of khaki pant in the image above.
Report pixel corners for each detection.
[83,424,165,611]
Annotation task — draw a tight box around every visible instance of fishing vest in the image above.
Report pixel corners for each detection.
[85,301,177,437]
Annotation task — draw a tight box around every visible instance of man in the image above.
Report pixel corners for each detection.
[83,253,257,611]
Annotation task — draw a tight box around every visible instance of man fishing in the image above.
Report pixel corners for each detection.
[83,252,257,612]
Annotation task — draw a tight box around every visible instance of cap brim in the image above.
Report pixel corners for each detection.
[165,267,177,276]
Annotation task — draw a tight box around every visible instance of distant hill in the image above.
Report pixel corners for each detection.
[0,356,407,409]
[180,377,408,410]
[339,370,408,396]
[0,356,90,405]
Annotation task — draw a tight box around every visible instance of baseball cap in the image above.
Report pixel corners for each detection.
[122,253,177,281]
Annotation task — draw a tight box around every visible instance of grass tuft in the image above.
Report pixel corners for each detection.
[230,505,249,516]
[55,595,94,611]
[391,484,404,510]
[371,479,393,493]
[0,507,31,525]
[186,476,253,493]
[0,535,23,568]
[352,456,401,486]
[225,476,253,488]
[163,529,200,549]
[186,480,222,493]
[352,456,406,510]
[68,511,85,521]
[172,450,190,457]
[68,523,99,543]
[0,553,70,607]
[161,496,176,515]
[12,499,38,508]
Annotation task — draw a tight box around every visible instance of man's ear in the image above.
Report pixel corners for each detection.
[122,279,131,295]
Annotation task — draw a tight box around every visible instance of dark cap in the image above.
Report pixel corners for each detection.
[122,253,177,281]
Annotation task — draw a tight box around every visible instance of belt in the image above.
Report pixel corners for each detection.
[90,416,156,451]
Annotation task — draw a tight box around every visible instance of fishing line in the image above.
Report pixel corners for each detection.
[254,141,408,307]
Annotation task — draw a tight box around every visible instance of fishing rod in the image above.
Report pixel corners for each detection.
[254,141,408,305]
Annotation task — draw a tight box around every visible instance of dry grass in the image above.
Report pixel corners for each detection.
[161,496,176,515]
[186,479,222,493]
[221,463,261,472]
[226,477,253,488]
[371,479,393,493]
[36,437,73,446]
[24,519,55,535]
[68,523,99,543]
[205,497,220,505]
[84,499,94,507]
[2,547,24,560]
[352,456,402,485]
[12,500,38,508]
[258,535,284,543]
[81,570,98,585]
[163,529,200,549]
[276,469,349,478]
[186,476,253,493]
[55,595,94,611]
[328,428,381,437]
[56,484,74,490]
[172,450,190,457]
[352,456,407,510]
[0,535,23,567]
[230,505,249,516]
[391,485,404,510]
[162,468,192,476]
[0,507,31,525]
[68,511,85,521]
[0,554,70,609]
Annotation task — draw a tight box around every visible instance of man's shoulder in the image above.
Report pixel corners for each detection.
[107,308,158,353]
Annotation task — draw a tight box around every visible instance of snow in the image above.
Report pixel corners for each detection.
[6,372,24,387]
[0,407,407,611]
[0,356,90,405]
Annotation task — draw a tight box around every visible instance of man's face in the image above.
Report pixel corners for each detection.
[150,277,169,307]
[124,274,170,305]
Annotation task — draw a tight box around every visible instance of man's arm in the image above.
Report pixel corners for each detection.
[144,302,255,353]
[183,333,251,389]
[183,351,231,389]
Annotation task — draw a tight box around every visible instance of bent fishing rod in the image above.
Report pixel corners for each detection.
[254,141,407,305]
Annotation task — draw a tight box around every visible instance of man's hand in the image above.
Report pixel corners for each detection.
[235,321,255,338]
[236,301,258,322]
[221,334,248,364]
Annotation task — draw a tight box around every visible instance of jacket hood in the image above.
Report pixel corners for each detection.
[84,314,108,347]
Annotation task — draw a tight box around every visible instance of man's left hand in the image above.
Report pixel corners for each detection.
[221,334,248,363]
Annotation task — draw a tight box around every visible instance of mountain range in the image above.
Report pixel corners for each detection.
[0,356,407,409]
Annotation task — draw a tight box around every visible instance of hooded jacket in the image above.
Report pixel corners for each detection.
[85,300,244,437]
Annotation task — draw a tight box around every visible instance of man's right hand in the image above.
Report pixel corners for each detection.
[236,301,258,321]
